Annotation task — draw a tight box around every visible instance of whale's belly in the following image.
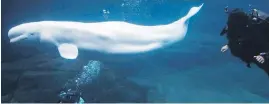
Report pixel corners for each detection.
[73,30,163,53]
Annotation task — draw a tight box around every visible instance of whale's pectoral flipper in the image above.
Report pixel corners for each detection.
[58,43,78,59]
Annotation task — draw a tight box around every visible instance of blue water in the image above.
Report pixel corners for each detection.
[2,0,269,103]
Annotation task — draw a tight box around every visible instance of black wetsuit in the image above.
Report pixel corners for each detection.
[248,15,269,75]
[223,8,269,75]
[225,8,259,67]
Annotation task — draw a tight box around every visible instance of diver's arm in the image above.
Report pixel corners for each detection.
[262,51,269,60]
[220,25,228,36]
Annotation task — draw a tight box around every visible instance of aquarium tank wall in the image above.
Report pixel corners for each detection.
[1,0,269,103]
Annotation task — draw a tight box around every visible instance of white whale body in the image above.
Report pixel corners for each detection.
[8,4,204,59]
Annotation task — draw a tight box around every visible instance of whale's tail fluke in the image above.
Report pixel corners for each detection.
[172,3,204,25]
[184,3,204,20]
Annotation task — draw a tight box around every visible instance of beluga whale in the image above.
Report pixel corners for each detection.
[8,3,204,59]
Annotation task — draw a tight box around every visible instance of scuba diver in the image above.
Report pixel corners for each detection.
[58,88,85,103]
[220,6,269,75]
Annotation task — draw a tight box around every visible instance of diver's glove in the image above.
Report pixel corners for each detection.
[221,44,229,52]
[254,52,268,64]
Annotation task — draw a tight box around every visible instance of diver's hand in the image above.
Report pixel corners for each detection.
[221,45,229,52]
[254,55,265,64]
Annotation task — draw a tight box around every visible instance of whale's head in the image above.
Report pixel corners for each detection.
[8,22,42,43]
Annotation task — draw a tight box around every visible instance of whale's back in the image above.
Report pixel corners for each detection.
[38,3,204,54]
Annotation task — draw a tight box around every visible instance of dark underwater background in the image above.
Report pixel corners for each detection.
[1,0,269,103]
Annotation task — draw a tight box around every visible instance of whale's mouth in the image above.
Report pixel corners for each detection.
[10,33,28,43]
